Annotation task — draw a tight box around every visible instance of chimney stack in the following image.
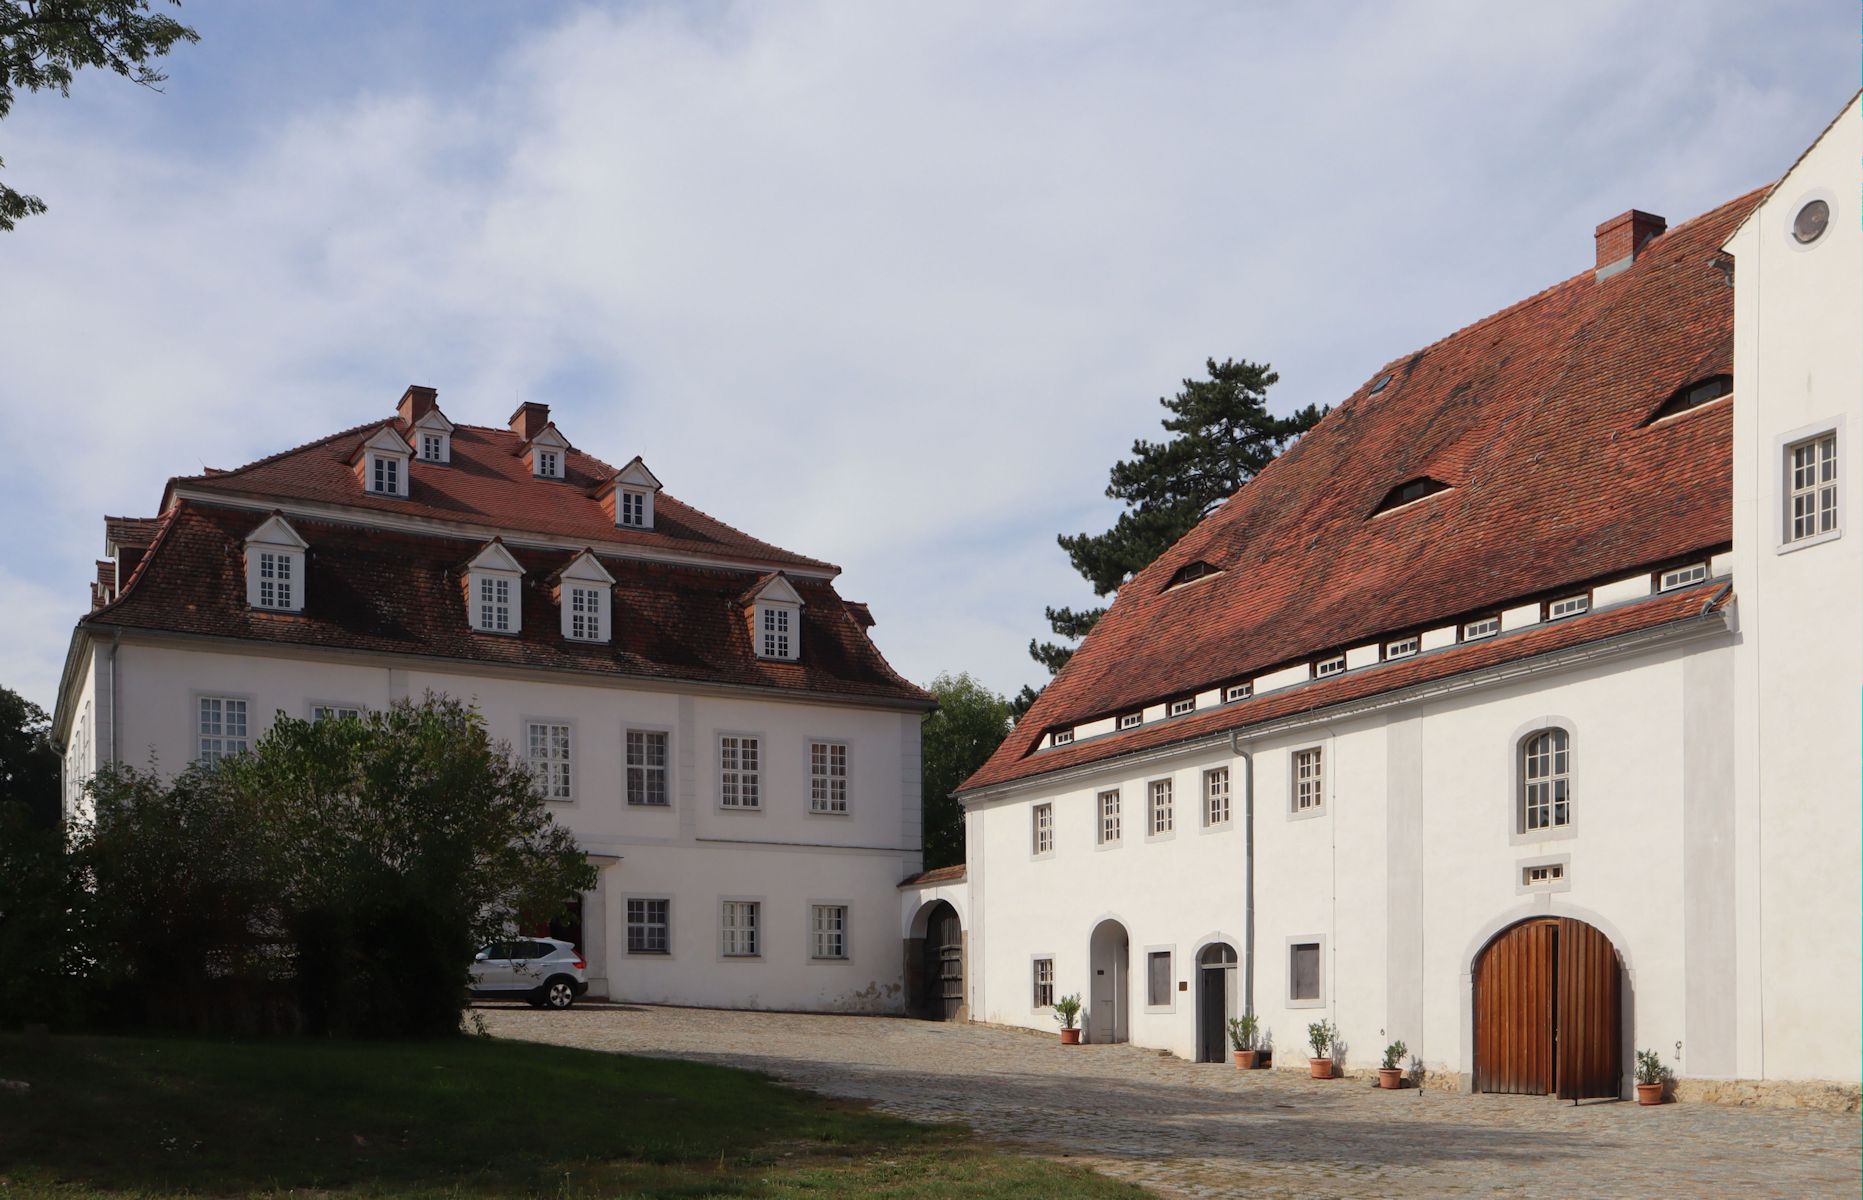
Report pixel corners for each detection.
[1594,209,1666,281]
[397,384,438,425]
[509,401,551,443]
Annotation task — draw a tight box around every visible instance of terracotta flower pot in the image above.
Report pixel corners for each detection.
[1309,1057,1334,1079]
[1234,1049,1258,1069]
[1636,1082,1663,1105]
[1378,1067,1403,1090]
[1060,1028,1081,1045]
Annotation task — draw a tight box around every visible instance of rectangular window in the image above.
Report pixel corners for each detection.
[256,551,294,610]
[527,721,572,801]
[1147,951,1172,1006]
[1293,747,1324,813]
[371,455,399,495]
[761,606,793,659]
[1149,778,1174,835]
[1032,957,1054,1008]
[567,585,603,640]
[1169,697,1195,716]
[626,898,669,954]
[719,735,761,809]
[810,904,848,960]
[1032,802,1054,854]
[311,704,362,722]
[1118,712,1142,730]
[620,490,646,527]
[1384,636,1418,659]
[1289,941,1321,1002]
[1225,683,1252,702]
[1051,729,1074,746]
[421,433,443,461]
[1314,654,1346,678]
[809,741,849,813]
[1658,563,1708,591]
[1097,788,1121,844]
[721,900,760,957]
[1461,616,1499,641]
[1548,595,1589,620]
[478,576,512,632]
[1204,767,1231,826]
[626,730,669,806]
[198,696,249,764]
[538,450,560,478]
[1787,432,1839,543]
[1523,863,1566,888]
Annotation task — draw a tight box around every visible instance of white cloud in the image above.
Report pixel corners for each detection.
[0,0,1851,711]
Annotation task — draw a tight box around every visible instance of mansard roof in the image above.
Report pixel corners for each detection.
[85,501,929,707]
[964,186,1765,795]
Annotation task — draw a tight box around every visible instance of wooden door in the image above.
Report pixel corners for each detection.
[934,910,963,1020]
[1556,919,1622,1100]
[1473,919,1556,1094]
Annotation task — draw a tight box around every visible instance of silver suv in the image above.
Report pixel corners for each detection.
[468,937,589,1009]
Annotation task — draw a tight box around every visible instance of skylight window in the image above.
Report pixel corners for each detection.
[1646,375,1732,424]
[1368,373,1392,394]
[1373,476,1450,515]
[1165,560,1221,589]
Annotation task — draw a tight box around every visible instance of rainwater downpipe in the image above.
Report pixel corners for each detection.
[1229,732,1255,1017]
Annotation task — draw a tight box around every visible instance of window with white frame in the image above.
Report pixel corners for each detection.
[619,489,647,527]
[1289,941,1322,1002]
[370,454,401,496]
[1520,728,1571,833]
[476,575,514,632]
[420,432,445,462]
[1384,636,1419,659]
[721,900,760,957]
[1149,778,1174,835]
[527,721,572,802]
[759,605,796,660]
[536,449,562,479]
[627,898,669,953]
[255,550,296,610]
[626,729,669,806]
[198,697,248,764]
[811,904,848,960]
[1225,683,1252,702]
[1204,767,1231,826]
[566,585,605,641]
[1659,564,1708,591]
[1097,788,1121,844]
[1461,616,1499,641]
[1118,712,1142,730]
[1787,431,1839,543]
[1548,595,1589,620]
[809,741,849,813]
[1293,747,1323,813]
[719,735,761,809]
[1051,729,1074,747]
[1147,951,1172,1006]
[1032,957,1054,1008]
[311,704,362,722]
[1032,802,1054,854]
[1169,697,1195,717]
[1522,862,1566,888]
[1314,654,1346,677]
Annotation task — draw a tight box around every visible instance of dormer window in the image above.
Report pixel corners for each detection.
[538,449,562,479]
[552,549,615,643]
[1118,712,1142,730]
[1646,374,1732,424]
[352,426,412,497]
[1224,683,1252,702]
[1169,697,1196,717]
[243,513,307,614]
[760,606,793,658]
[1314,654,1346,678]
[620,489,647,527]
[1165,560,1221,589]
[463,539,525,634]
[420,433,445,462]
[743,572,804,661]
[372,455,401,494]
[409,406,454,464]
[1373,476,1449,515]
[521,423,572,480]
[600,457,662,530]
[1051,729,1075,747]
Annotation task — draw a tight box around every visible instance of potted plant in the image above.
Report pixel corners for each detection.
[1228,1015,1260,1069]
[1635,1048,1667,1105]
[1055,994,1083,1044]
[1378,1040,1407,1089]
[1307,1019,1338,1079]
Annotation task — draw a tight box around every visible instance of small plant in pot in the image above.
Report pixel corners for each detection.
[1055,994,1083,1045]
[1635,1048,1668,1105]
[1307,1019,1338,1079]
[1378,1040,1407,1089]
[1228,1015,1261,1069]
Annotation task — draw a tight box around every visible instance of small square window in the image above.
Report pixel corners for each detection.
[1522,862,1566,888]
[1384,636,1419,660]
[1169,697,1195,717]
[1548,595,1589,620]
[1225,683,1252,703]
[1314,654,1346,678]
[627,898,669,954]
[1461,617,1500,641]
[1051,729,1074,747]
[1118,712,1142,730]
[1658,564,1708,591]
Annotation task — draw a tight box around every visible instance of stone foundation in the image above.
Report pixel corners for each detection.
[1673,1076,1861,1114]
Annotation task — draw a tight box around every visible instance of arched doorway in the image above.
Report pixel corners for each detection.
[1088,919,1130,1043]
[1474,917,1622,1099]
[910,901,964,1020]
[1195,942,1238,1063]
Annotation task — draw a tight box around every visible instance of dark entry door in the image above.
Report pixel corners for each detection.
[1197,967,1227,1062]
[932,908,963,1019]
[1474,917,1620,1098]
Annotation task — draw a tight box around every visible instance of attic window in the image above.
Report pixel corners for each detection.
[537,450,563,479]
[1384,636,1419,660]
[420,433,446,462]
[244,514,307,614]
[1169,697,1195,717]
[1548,595,1589,620]
[619,489,648,528]
[1225,683,1252,702]
[1314,654,1346,678]
[1051,729,1075,747]
[1647,375,1731,424]
[1373,477,1449,515]
[1659,563,1708,592]
[371,455,402,496]
[1118,712,1142,730]
[1165,560,1221,589]
[1461,616,1500,641]
[1368,373,1392,394]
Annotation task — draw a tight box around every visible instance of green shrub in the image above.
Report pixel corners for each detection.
[1227,1014,1258,1051]
[1053,993,1082,1029]
[1381,1040,1407,1071]
[1307,1019,1337,1059]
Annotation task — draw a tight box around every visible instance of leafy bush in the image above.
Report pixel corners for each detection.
[1227,1014,1258,1051]
[1053,993,1082,1029]
[1307,1019,1337,1060]
[1635,1048,1667,1086]
[1381,1040,1407,1071]
[0,801,88,1027]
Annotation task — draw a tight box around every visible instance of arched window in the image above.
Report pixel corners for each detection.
[1520,729,1571,833]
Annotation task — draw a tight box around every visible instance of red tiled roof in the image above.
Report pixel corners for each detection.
[103,516,164,548]
[168,419,836,574]
[898,864,967,888]
[87,502,931,707]
[964,188,1764,794]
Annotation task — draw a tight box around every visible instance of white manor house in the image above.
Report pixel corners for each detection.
[910,99,1861,1102]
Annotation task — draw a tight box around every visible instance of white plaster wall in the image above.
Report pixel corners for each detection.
[59,643,99,822]
[1726,99,1863,1083]
[102,636,922,1013]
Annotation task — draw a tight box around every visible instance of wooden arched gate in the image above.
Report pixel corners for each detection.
[1474,917,1622,1099]
[915,902,964,1020]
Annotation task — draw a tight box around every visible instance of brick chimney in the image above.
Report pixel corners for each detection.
[397,384,438,425]
[509,401,551,443]
[1594,210,1666,281]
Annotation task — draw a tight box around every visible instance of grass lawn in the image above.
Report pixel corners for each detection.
[0,1031,1139,1199]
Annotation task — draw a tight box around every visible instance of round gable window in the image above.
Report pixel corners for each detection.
[1792,198,1830,245]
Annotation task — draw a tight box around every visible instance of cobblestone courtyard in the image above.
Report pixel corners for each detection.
[481,1004,1861,1198]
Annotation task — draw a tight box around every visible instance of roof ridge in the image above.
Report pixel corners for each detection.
[88,505,182,618]
[173,418,390,485]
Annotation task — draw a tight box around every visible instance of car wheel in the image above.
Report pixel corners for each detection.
[542,977,576,1010]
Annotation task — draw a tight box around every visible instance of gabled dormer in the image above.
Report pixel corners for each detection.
[509,401,569,480]
[244,512,308,613]
[463,538,525,634]
[742,572,804,662]
[351,425,412,498]
[550,549,616,643]
[410,407,455,464]
[595,456,663,530]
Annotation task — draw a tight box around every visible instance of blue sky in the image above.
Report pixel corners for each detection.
[0,1,1853,713]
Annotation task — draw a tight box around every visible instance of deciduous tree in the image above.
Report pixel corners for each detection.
[919,673,1011,869]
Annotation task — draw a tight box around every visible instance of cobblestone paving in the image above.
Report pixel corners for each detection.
[479,1004,1861,1198]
